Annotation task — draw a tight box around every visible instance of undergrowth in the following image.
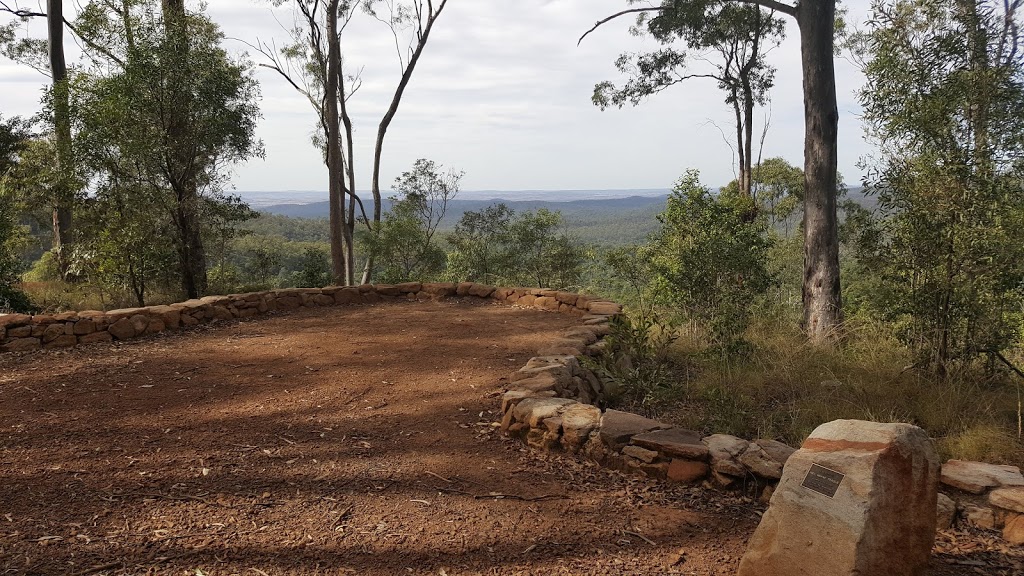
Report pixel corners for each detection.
[596,311,1024,467]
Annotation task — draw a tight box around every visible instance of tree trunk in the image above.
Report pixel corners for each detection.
[366,0,449,283]
[324,0,347,286]
[796,0,842,341]
[47,0,73,277]
[741,78,754,200]
[162,0,208,298]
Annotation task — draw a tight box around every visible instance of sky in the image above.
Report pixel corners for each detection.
[0,0,874,197]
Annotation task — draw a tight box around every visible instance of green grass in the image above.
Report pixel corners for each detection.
[609,313,1024,466]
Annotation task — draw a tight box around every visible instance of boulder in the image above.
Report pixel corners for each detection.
[936,493,956,530]
[395,282,422,294]
[738,442,785,480]
[333,288,364,305]
[962,503,996,530]
[108,318,137,340]
[587,301,622,315]
[1003,513,1024,544]
[989,486,1024,514]
[941,460,1024,494]
[622,445,659,464]
[1,338,40,352]
[598,409,669,452]
[631,428,709,461]
[6,326,31,338]
[42,323,66,343]
[560,403,602,452]
[468,283,496,298]
[0,314,31,329]
[310,294,334,306]
[561,327,598,345]
[738,420,939,576]
[44,335,77,349]
[511,397,575,428]
[756,439,797,465]
[508,372,560,394]
[704,434,749,477]
[72,319,97,336]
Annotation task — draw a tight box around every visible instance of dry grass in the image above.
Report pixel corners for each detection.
[647,316,1024,466]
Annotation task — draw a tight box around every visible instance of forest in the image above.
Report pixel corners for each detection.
[2,0,1024,467]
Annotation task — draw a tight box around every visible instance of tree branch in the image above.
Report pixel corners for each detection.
[578,7,662,46]
[577,0,796,47]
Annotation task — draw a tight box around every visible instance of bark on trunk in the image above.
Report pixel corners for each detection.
[796,0,842,341]
[162,0,207,298]
[366,0,448,283]
[48,0,73,277]
[324,0,348,286]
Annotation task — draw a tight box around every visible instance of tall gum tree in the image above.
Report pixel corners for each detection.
[0,1,75,275]
[582,0,843,342]
[593,1,786,201]
[256,0,449,285]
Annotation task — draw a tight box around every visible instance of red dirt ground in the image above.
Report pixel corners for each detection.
[1,299,1021,575]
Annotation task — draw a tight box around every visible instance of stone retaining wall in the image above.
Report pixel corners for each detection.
[494,309,1024,547]
[0,282,613,354]
[5,281,1023,544]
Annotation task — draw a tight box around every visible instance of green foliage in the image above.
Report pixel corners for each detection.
[445,204,515,285]
[649,169,775,349]
[0,185,34,313]
[585,313,681,414]
[855,0,1024,372]
[593,0,785,111]
[364,159,460,283]
[70,0,263,297]
[295,245,331,288]
[445,204,589,289]
[0,115,36,313]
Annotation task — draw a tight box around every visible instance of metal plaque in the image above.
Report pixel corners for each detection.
[801,463,845,498]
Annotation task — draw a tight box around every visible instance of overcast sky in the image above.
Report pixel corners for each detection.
[0,0,874,195]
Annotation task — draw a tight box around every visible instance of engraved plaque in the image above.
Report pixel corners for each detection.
[802,463,845,498]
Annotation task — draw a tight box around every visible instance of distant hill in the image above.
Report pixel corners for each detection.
[250,186,873,248]
[260,195,671,245]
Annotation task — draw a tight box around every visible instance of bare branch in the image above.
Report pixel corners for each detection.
[577,7,662,46]
[0,1,45,17]
[578,0,796,47]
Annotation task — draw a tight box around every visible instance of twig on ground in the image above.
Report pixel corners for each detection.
[425,471,451,483]
[623,529,656,545]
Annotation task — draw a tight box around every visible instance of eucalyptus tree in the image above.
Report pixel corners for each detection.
[71,0,263,299]
[256,0,450,285]
[582,0,843,342]
[593,1,786,200]
[0,0,75,275]
[854,0,1024,372]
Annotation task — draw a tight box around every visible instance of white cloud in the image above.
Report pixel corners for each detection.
[0,0,875,195]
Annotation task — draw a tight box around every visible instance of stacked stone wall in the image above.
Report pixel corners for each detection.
[4,280,1023,543]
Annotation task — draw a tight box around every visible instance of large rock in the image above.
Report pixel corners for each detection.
[1,337,40,352]
[738,441,786,480]
[704,434,749,477]
[560,403,602,452]
[1004,513,1024,544]
[936,493,956,530]
[738,420,939,576]
[631,428,709,460]
[511,398,575,428]
[941,460,1024,494]
[989,486,1024,514]
[107,318,137,340]
[598,409,669,452]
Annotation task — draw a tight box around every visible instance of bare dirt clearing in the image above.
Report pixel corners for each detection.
[0,300,1020,575]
